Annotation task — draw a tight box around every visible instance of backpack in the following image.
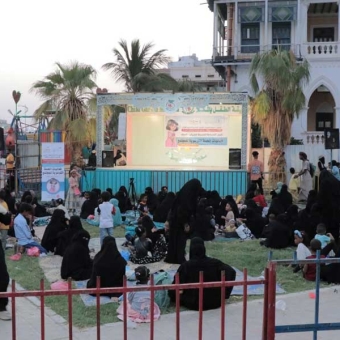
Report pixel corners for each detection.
[309,162,316,177]
[154,272,172,309]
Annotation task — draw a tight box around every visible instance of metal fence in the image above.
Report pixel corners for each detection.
[0,269,269,340]
[266,252,340,340]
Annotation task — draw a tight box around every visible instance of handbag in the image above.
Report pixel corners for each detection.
[236,224,254,240]
[73,187,81,196]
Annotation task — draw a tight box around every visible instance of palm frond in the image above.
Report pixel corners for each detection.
[102,39,171,92]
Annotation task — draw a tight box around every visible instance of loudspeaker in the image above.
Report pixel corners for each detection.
[324,128,340,150]
[102,151,114,167]
[229,148,241,169]
[0,127,4,151]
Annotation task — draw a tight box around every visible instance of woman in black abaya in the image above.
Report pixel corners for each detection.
[215,199,228,226]
[80,191,98,219]
[55,216,84,256]
[276,184,293,212]
[169,238,236,310]
[61,230,92,281]
[153,192,176,223]
[318,170,340,241]
[165,179,203,264]
[190,200,215,241]
[41,209,68,253]
[0,230,10,318]
[244,208,266,239]
[87,236,126,297]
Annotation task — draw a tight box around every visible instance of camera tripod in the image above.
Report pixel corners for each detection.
[128,178,137,207]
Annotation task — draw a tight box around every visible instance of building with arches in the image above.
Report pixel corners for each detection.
[208,0,340,144]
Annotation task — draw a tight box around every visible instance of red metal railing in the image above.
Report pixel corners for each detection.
[0,268,270,340]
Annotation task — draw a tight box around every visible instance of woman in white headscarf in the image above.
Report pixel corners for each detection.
[294,152,313,202]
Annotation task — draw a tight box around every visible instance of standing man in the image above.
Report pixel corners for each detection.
[5,150,15,192]
[248,151,264,195]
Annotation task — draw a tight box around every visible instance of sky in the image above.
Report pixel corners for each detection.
[0,0,213,124]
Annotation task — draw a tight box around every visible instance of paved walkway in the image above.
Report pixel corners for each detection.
[1,285,340,339]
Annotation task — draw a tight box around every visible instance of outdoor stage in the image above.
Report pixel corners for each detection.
[92,92,250,196]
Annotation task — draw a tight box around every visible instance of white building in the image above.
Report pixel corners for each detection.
[161,54,225,91]
[208,0,340,146]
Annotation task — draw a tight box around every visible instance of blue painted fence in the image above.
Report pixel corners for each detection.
[79,169,247,196]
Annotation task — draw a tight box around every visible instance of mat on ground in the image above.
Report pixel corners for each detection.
[75,280,115,306]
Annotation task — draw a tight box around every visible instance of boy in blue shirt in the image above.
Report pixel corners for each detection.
[14,203,47,255]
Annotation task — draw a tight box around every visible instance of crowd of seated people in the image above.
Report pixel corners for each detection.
[2,165,340,322]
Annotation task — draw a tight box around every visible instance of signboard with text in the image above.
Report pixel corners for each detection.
[41,143,65,201]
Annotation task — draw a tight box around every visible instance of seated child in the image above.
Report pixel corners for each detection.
[289,168,299,202]
[223,219,238,238]
[314,223,330,249]
[253,190,267,208]
[117,266,160,323]
[137,195,149,217]
[293,230,311,273]
[303,239,325,281]
[221,203,235,229]
[129,226,153,262]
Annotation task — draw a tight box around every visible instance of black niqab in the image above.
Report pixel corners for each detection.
[55,216,84,257]
[276,185,293,212]
[153,192,175,223]
[80,191,98,219]
[165,179,203,264]
[87,236,126,297]
[61,230,92,281]
[169,240,236,310]
[41,209,67,253]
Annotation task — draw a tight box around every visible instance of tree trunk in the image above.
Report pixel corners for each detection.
[267,149,286,188]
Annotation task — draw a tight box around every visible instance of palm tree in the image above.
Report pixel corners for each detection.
[176,79,203,92]
[102,39,176,92]
[31,62,97,159]
[249,49,310,182]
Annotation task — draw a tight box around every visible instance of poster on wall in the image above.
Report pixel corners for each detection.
[41,142,65,201]
[164,115,228,148]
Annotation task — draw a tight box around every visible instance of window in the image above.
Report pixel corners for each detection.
[241,23,260,53]
[208,75,215,78]
[316,112,333,131]
[195,75,202,78]
[182,75,189,78]
[313,27,334,42]
[272,22,291,51]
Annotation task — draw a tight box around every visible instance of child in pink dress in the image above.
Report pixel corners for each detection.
[165,119,179,147]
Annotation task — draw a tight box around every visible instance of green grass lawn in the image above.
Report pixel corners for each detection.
[6,222,322,328]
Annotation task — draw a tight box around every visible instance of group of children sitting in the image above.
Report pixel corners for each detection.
[293,223,334,281]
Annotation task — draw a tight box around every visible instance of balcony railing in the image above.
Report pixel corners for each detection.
[213,44,301,62]
[302,42,339,58]
[213,42,340,62]
[301,131,325,145]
